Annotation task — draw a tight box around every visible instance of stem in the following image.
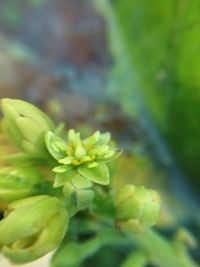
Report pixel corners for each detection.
[127,229,199,267]
[121,250,147,267]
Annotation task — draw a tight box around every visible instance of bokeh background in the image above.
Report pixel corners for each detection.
[0,0,200,266]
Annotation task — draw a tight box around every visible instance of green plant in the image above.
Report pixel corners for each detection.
[0,98,198,266]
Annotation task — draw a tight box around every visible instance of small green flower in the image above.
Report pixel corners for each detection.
[115,185,161,233]
[45,129,122,187]
[0,195,68,264]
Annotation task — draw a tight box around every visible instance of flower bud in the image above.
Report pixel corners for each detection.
[1,98,54,156]
[0,167,43,206]
[0,195,68,264]
[115,185,160,234]
[63,175,95,216]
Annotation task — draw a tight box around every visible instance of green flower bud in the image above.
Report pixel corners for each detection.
[1,98,54,156]
[0,167,43,206]
[0,195,68,264]
[63,175,95,216]
[115,185,160,234]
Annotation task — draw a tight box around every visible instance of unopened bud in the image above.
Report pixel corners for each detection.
[0,195,68,264]
[115,185,160,233]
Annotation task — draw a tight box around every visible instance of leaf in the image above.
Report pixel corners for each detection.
[78,163,110,185]
[45,131,67,160]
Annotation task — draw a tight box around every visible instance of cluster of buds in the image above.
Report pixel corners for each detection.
[0,98,161,265]
[0,98,122,264]
[0,99,68,264]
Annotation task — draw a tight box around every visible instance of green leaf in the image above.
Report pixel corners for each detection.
[78,163,110,185]
[53,168,78,188]
[45,131,67,160]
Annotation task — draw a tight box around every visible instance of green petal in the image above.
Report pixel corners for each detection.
[96,132,111,146]
[45,132,67,160]
[53,168,78,188]
[98,149,123,163]
[87,161,98,168]
[78,163,110,185]
[83,131,100,148]
[52,165,73,173]
[68,129,81,146]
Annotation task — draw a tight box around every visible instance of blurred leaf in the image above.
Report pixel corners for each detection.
[95,0,200,190]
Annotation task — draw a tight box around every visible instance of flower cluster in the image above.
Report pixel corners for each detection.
[0,98,161,265]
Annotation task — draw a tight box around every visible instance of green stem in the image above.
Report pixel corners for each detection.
[127,229,199,267]
[121,250,147,267]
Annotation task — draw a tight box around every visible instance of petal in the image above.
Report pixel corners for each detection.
[78,163,110,185]
[83,131,100,148]
[87,161,98,168]
[95,132,111,146]
[97,149,123,163]
[68,129,81,146]
[45,132,67,160]
[52,165,73,173]
[58,157,73,165]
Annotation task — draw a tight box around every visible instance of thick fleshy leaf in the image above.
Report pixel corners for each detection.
[78,163,110,185]
[53,168,78,188]
[45,132,67,160]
